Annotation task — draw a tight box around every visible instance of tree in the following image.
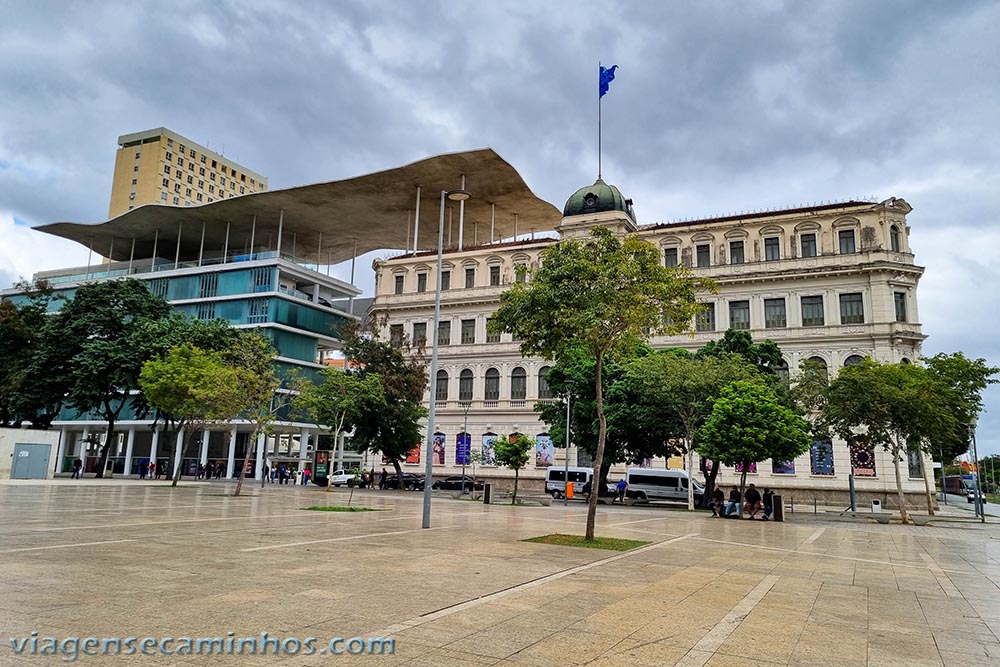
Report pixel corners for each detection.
[625,351,763,509]
[695,329,785,375]
[923,353,999,461]
[696,380,811,517]
[494,433,533,504]
[342,322,427,487]
[491,227,712,539]
[0,281,60,428]
[139,344,246,487]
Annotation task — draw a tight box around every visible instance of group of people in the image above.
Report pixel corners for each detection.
[709,483,775,520]
[137,461,169,480]
[261,463,311,485]
[196,462,225,480]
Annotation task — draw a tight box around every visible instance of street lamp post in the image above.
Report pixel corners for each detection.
[461,401,471,494]
[564,389,571,507]
[422,188,471,529]
[970,421,985,523]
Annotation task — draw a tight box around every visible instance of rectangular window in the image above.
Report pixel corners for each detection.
[894,292,907,322]
[185,188,192,197]
[437,320,451,346]
[160,192,167,202]
[164,165,171,175]
[461,319,476,344]
[486,318,500,343]
[465,267,475,289]
[178,157,184,167]
[729,300,750,330]
[179,144,186,153]
[764,237,780,261]
[664,248,678,268]
[416,273,427,293]
[389,324,404,346]
[162,178,169,187]
[210,172,216,181]
[174,184,181,193]
[801,296,825,327]
[394,275,404,295]
[131,178,137,186]
[196,302,216,321]
[800,233,817,258]
[696,244,711,268]
[440,270,451,291]
[696,303,715,332]
[412,322,427,347]
[764,298,786,328]
[729,240,745,264]
[247,297,268,324]
[839,229,856,254]
[515,265,527,283]
[147,279,168,298]
[489,265,500,286]
[187,175,194,184]
[133,165,138,172]
[196,193,203,202]
[197,180,204,189]
[172,196,179,205]
[839,293,864,324]
[199,167,205,176]
[165,151,173,161]
[251,266,272,291]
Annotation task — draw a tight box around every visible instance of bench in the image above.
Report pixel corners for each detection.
[514,495,552,507]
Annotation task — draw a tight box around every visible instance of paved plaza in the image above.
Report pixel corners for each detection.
[0,480,998,666]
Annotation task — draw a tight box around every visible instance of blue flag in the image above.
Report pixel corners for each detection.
[599,65,618,98]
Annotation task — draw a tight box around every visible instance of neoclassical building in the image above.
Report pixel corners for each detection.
[371,178,930,505]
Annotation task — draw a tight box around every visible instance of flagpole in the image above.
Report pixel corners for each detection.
[598,61,602,180]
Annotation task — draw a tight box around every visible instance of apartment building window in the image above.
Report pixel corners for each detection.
[486,317,500,343]
[696,244,711,267]
[160,192,168,202]
[416,272,427,293]
[164,165,171,175]
[838,229,856,254]
[209,185,215,194]
[239,186,245,194]
[800,233,817,258]
[161,178,169,187]
[165,152,173,161]
[251,266,272,291]
[210,172,216,181]
[190,149,196,158]
[133,165,138,172]
[220,176,226,186]
[801,296,825,326]
[730,240,745,264]
[696,303,716,332]
[440,270,451,290]
[174,184,181,193]
[394,275,404,295]
[247,297,268,324]
[185,188,192,197]
[178,157,184,167]
[201,155,206,164]
[764,298,786,328]
[489,265,501,286]
[437,321,451,346]
[167,138,173,147]
[729,300,750,330]
[198,180,204,189]
[172,196,180,205]
[664,247,678,268]
[515,265,527,283]
[461,319,476,344]
[131,178,137,186]
[459,369,474,401]
[538,366,552,399]
[465,267,475,288]
[187,175,194,185]
[134,151,140,159]
[196,193,203,202]
[435,370,449,402]
[412,322,427,347]
[148,279,168,298]
[764,237,780,261]
[196,302,216,321]
[389,324,404,347]
[511,367,527,400]
[894,292,907,322]
[230,183,235,191]
[179,144,186,153]
[839,293,864,324]
[211,159,217,168]
[484,369,500,401]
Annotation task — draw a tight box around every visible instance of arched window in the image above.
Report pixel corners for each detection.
[511,367,527,400]
[435,370,449,402]
[538,366,552,399]
[459,369,474,402]
[484,368,500,401]
[890,225,901,252]
[807,356,829,383]
[844,355,864,367]
[775,360,790,383]
[901,357,911,365]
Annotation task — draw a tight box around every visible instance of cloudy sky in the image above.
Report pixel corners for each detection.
[1,0,998,455]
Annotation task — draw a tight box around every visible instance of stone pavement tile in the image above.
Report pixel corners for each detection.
[789,622,867,667]
[400,647,501,666]
[714,616,805,664]
[627,614,717,649]
[867,629,944,667]
[576,639,690,667]
[702,652,785,666]
[504,629,626,666]
[939,654,997,667]
[931,629,996,657]
[450,617,566,660]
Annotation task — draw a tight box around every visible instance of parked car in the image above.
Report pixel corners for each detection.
[328,469,356,487]
[383,472,425,490]
[967,488,987,504]
[431,475,484,492]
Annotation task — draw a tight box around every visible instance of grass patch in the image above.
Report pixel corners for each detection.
[522,534,650,551]
[303,505,384,512]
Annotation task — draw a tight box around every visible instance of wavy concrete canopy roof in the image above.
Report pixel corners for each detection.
[35,148,562,265]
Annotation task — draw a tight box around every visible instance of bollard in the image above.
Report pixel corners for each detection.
[790,497,794,513]
[814,498,817,515]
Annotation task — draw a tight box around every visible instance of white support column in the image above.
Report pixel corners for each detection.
[198,220,206,266]
[55,427,67,473]
[255,433,266,480]
[80,427,90,460]
[317,232,323,272]
[405,211,411,255]
[513,213,518,241]
[457,174,466,251]
[149,428,159,466]
[336,432,346,470]
[124,428,136,477]
[249,215,256,255]
[128,238,135,274]
[223,221,230,264]
[349,237,358,311]
[200,430,210,466]
[174,221,182,269]
[150,228,158,271]
[276,209,284,255]
[174,430,184,476]
[226,428,237,478]
[412,186,421,253]
[298,427,310,470]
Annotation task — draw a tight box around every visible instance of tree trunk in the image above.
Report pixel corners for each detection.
[512,467,519,505]
[739,466,748,520]
[701,458,720,508]
[685,433,695,511]
[891,441,910,525]
[233,430,256,497]
[918,445,935,515]
[586,351,606,541]
[172,428,197,487]
[95,413,118,478]
[392,460,403,490]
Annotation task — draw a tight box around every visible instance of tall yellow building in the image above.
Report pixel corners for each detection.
[107,127,267,218]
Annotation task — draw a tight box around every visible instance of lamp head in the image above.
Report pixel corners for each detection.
[446,190,471,202]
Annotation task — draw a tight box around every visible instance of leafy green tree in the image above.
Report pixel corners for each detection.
[0,281,60,428]
[923,353,999,461]
[696,380,811,516]
[494,433,533,504]
[695,329,785,375]
[492,227,712,539]
[139,344,246,487]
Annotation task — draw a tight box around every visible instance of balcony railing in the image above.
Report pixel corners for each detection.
[431,398,558,411]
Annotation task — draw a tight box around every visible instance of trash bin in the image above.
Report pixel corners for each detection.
[483,483,492,505]
[772,494,784,522]
[566,481,574,499]
[871,499,882,513]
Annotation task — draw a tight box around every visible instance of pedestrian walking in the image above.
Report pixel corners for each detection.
[149,461,156,479]
[302,468,310,486]
[379,467,387,490]
[615,478,627,504]
[70,458,83,479]
[138,461,147,480]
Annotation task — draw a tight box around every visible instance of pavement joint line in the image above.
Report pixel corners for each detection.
[28,512,349,532]
[239,525,459,552]
[919,552,964,597]
[0,538,138,553]
[802,526,826,544]
[606,516,680,527]
[692,535,977,575]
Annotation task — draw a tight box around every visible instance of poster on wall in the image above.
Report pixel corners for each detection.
[405,445,421,465]
[535,434,554,467]
[810,440,834,476]
[849,440,876,477]
[771,460,796,475]
[481,433,497,466]
[734,461,757,474]
[432,432,446,465]
[455,433,471,466]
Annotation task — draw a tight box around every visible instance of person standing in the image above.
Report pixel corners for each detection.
[302,468,310,486]
[762,488,775,521]
[379,468,387,490]
[138,460,147,480]
[70,458,83,479]
[149,461,156,479]
[615,478,627,504]
[709,487,725,516]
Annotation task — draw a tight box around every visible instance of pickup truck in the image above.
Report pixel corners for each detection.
[328,469,356,487]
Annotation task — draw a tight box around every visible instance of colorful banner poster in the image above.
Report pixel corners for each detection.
[432,432,446,465]
[771,459,796,475]
[810,440,834,476]
[734,461,757,474]
[314,451,329,478]
[535,434,554,467]
[481,433,497,466]
[405,445,421,465]
[850,440,876,477]
[455,433,471,466]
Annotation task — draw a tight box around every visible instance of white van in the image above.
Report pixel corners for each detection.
[545,466,593,499]
[625,468,704,505]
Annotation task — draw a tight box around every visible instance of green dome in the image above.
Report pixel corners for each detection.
[563,178,635,221]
